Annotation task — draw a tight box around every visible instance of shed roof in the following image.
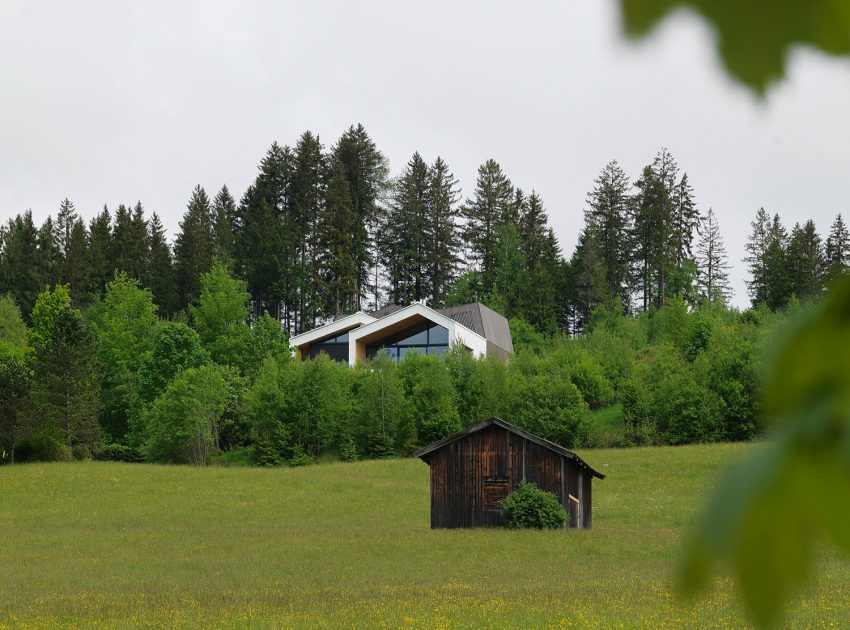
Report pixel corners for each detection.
[413,417,605,479]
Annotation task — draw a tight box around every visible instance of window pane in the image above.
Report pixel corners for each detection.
[426,345,447,357]
[397,323,429,346]
[335,332,349,343]
[428,325,449,345]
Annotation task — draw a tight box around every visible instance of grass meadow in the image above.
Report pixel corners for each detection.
[1,443,848,628]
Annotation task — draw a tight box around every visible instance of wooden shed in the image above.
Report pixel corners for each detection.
[413,417,605,529]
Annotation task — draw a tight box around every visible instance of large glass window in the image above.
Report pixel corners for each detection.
[366,322,450,363]
[308,331,351,362]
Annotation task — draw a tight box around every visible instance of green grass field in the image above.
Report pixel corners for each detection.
[1,443,848,628]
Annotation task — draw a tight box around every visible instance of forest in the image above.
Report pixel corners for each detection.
[1,124,848,465]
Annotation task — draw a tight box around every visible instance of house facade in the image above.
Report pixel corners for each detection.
[289,302,513,366]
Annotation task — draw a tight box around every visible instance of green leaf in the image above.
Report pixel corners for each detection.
[619,0,850,94]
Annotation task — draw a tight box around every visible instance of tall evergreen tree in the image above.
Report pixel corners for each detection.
[29,286,101,454]
[111,203,149,280]
[383,152,430,305]
[744,207,771,307]
[786,219,824,300]
[212,185,237,264]
[87,206,113,300]
[316,162,358,318]
[565,229,608,333]
[670,173,699,299]
[695,208,732,305]
[146,213,177,318]
[461,159,514,294]
[331,124,389,309]
[0,211,42,317]
[291,131,326,332]
[824,213,850,282]
[36,216,60,291]
[583,161,633,312]
[174,186,215,308]
[55,198,78,259]
[763,214,791,309]
[63,219,90,307]
[423,156,462,307]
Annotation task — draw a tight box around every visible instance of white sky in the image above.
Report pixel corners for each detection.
[2,1,849,307]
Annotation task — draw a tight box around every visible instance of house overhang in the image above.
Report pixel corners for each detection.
[288,312,376,356]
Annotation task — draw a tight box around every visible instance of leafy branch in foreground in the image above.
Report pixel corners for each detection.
[681,277,850,625]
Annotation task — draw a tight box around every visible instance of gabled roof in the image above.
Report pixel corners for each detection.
[289,311,376,347]
[413,417,605,479]
[438,303,513,354]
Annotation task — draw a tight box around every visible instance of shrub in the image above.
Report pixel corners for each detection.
[94,443,145,463]
[71,444,92,461]
[499,482,567,529]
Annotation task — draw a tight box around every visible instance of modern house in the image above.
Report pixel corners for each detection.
[289,302,513,366]
[413,417,605,529]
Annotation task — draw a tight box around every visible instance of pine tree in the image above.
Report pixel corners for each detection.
[423,156,462,307]
[744,207,771,306]
[763,214,791,309]
[36,216,60,291]
[516,191,562,333]
[825,213,850,282]
[174,186,215,309]
[566,230,608,333]
[670,172,699,300]
[695,208,732,305]
[316,162,358,318]
[461,159,514,294]
[331,124,389,310]
[87,207,113,300]
[583,161,633,312]
[146,213,177,318]
[786,219,824,300]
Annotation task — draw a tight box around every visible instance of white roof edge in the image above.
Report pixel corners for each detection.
[290,311,376,346]
[348,303,486,344]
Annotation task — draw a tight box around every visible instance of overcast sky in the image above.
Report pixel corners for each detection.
[2,1,849,307]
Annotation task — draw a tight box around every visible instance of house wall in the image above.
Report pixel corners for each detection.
[426,424,592,529]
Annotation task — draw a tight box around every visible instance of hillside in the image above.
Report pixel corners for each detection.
[1,443,847,628]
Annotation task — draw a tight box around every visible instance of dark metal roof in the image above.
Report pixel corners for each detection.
[437,302,514,355]
[413,417,605,479]
[367,303,404,319]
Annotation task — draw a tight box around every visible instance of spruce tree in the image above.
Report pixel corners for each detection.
[146,213,177,318]
[316,162,358,318]
[111,203,149,281]
[786,219,824,300]
[63,219,90,307]
[744,207,771,307]
[695,208,732,305]
[331,124,389,310]
[36,216,60,291]
[566,229,608,333]
[461,159,514,294]
[423,156,462,307]
[174,185,215,309]
[670,172,699,300]
[516,191,562,333]
[212,185,237,264]
[0,211,42,318]
[825,213,850,282]
[87,207,113,300]
[583,161,633,312]
[763,214,791,309]
[55,198,78,259]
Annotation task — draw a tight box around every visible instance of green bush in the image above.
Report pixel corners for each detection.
[94,443,145,463]
[499,482,567,529]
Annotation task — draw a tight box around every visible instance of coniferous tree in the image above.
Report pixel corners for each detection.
[695,208,732,305]
[174,185,215,308]
[316,163,358,318]
[786,219,824,300]
[55,198,78,260]
[29,286,101,454]
[516,191,562,333]
[461,159,514,294]
[212,185,237,264]
[423,156,462,308]
[566,229,608,333]
[112,203,149,280]
[384,152,430,305]
[744,207,771,307]
[583,161,633,312]
[291,131,326,332]
[146,213,177,318]
[87,207,113,300]
[63,219,90,307]
[36,216,60,291]
[331,124,389,310]
[763,214,791,309]
[670,173,699,300]
[824,213,850,283]
[0,211,42,317]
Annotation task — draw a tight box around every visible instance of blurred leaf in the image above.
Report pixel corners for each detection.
[619,0,850,94]
[681,278,850,625]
